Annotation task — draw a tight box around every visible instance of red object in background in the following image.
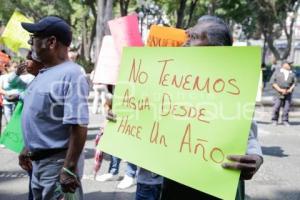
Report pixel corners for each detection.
[108,14,144,55]
[0,51,10,72]
[0,51,10,64]
[93,127,104,179]
[0,95,3,107]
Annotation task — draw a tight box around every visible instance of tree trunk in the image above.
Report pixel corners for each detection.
[95,0,106,62]
[207,1,216,15]
[82,15,90,61]
[186,0,198,28]
[256,0,300,61]
[83,0,97,62]
[262,35,267,64]
[282,2,299,59]
[265,32,281,61]
[176,0,187,28]
[120,0,130,16]
[88,19,97,61]
[95,0,114,64]
[104,0,114,34]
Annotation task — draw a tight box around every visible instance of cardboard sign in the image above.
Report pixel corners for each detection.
[147,25,188,47]
[99,47,261,200]
[93,36,121,85]
[0,10,32,52]
[108,14,143,54]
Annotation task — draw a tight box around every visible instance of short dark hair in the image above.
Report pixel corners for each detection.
[195,15,233,46]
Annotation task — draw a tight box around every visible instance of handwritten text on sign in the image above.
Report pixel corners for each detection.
[100,47,261,200]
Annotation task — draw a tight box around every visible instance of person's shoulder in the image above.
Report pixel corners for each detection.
[61,61,87,80]
[59,61,82,74]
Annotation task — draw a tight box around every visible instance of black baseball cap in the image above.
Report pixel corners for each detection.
[21,16,72,47]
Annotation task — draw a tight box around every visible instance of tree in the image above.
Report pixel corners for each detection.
[175,0,300,61]
[77,0,97,62]
[155,0,202,29]
[176,0,187,28]
[0,1,96,62]
[94,0,114,63]
[119,0,131,16]
[223,0,300,61]
[252,0,300,60]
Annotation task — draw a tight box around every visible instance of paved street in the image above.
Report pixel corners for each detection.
[0,106,299,200]
[246,107,300,200]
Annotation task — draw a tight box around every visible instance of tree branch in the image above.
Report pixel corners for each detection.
[176,0,187,28]
[119,0,130,16]
[264,30,281,60]
[11,0,41,20]
[282,1,300,59]
[186,0,198,28]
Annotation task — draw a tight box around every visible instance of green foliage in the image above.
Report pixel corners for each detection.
[1,0,299,62]
[76,56,94,73]
[152,0,252,29]
[153,0,206,28]
[114,0,137,17]
[0,0,94,60]
[0,0,16,24]
[243,0,300,59]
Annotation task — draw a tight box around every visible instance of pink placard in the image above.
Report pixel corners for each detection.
[93,36,121,85]
[108,14,144,54]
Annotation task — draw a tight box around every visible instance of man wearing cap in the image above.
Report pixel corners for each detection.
[270,60,297,126]
[18,16,89,199]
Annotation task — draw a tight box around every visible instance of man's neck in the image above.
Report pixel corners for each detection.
[44,59,69,68]
[43,53,69,68]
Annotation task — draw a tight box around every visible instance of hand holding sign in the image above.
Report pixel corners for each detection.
[223,154,263,180]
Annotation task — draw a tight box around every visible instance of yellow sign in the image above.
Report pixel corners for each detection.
[146,25,188,47]
[0,10,32,52]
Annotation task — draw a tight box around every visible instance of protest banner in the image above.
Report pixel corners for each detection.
[93,36,121,85]
[99,47,261,199]
[108,14,143,54]
[0,102,24,153]
[0,10,32,53]
[146,25,188,47]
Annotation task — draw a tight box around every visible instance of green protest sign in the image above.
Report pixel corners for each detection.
[99,47,261,199]
[0,101,24,153]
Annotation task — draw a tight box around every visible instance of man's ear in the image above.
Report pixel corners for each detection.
[48,36,57,49]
